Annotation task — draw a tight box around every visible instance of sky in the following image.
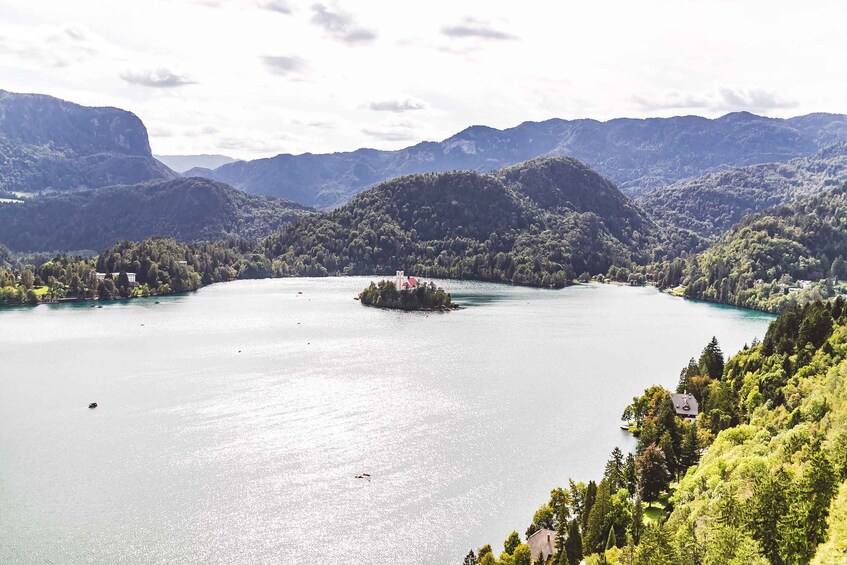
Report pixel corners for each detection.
[1,1,846,160]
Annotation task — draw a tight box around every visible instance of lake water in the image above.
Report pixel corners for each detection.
[0,278,773,564]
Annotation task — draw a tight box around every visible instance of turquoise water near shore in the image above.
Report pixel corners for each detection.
[0,279,773,564]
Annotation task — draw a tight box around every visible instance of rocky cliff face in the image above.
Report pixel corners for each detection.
[0,90,176,193]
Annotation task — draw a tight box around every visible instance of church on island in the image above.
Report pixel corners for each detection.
[394,270,419,291]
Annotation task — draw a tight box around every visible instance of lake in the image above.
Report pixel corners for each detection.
[0,278,774,564]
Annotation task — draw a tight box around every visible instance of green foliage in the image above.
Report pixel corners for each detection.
[358,280,454,311]
[0,237,264,306]
[0,177,312,253]
[263,158,683,287]
[662,183,847,313]
[636,444,671,505]
[638,143,847,241]
[504,531,521,555]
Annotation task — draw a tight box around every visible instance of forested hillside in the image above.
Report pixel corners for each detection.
[0,237,269,306]
[653,184,847,313]
[470,299,847,564]
[639,142,847,240]
[193,112,847,208]
[262,157,692,286]
[0,177,313,252]
[0,90,176,192]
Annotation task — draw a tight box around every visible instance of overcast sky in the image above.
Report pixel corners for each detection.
[2,1,845,159]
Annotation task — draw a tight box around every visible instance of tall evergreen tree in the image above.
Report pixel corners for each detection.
[581,481,597,532]
[698,337,724,379]
[630,496,644,545]
[749,467,790,565]
[604,447,625,492]
[564,520,582,565]
[624,452,637,496]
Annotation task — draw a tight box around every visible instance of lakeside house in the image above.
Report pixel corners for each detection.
[394,270,419,291]
[96,272,137,284]
[527,529,557,565]
[671,392,699,421]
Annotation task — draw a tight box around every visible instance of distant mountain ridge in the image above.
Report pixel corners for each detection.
[155,154,237,173]
[0,177,313,252]
[192,111,847,209]
[0,90,176,193]
[262,157,690,285]
[639,142,847,240]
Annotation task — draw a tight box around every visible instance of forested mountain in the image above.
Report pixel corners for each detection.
[653,183,847,313]
[0,90,177,193]
[191,112,847,208]
[0,177,313,252]
[639,142,847,240]
[475,300,847,564]
[154,154,236,173]
[262,157,692,286]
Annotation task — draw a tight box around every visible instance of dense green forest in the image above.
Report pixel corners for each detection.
[468,299,847,564]
[638,142,847,241]
[652,183,847,313]
[0,237,266,306]
[0,177,313,252]
[358,280,455,311]
[263,157,695,287]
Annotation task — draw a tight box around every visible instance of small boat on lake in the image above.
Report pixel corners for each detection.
[89,402,98,409]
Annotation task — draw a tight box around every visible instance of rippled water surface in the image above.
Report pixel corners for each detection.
[0,278,773,564]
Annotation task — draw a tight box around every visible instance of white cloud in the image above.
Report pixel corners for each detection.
[260,0,293,14]
[120,68,196,88]
[633,88,799,113]
[261,55,307,77]
[2,0,845,158]
[368,98,427,112]
[309,3,376,45]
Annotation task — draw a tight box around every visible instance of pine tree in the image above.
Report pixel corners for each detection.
[564,520,583,565]
[584,480,612,555]
[605,526,617,550]
[630,496,644,545]
[678,422,700,472]
[658,431,678,479]
[698,337,724,379]
[504,531,521,555]
[676,357,700,392]
[604,447,625,491]
[463,550,476,565]
[749,467,790,565]
[624,453,637,496]
[581,481,597,532]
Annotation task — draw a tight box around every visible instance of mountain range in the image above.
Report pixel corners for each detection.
[154,154,236,173]
[639,142,847,240]
[189,111,847,209]
[0,90,176,194]
[0,177,312,252]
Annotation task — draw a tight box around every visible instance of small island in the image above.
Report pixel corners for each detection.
[358,271,457,311]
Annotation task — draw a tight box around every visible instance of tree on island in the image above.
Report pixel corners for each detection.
[358,279,455,311]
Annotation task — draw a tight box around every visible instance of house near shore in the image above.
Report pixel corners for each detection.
[96,272,137,284]
[671,391,699,421]
[527,529,557,565]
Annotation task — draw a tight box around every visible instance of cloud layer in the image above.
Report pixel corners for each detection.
[441,18,517,41]
[120,68,196,88]
[310,3,376,45]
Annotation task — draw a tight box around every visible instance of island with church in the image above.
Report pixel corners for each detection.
[358,271,458,311]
